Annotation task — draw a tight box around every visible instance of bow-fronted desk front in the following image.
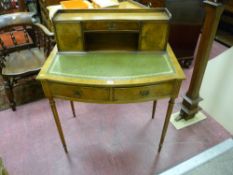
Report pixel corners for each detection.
[37,46,185,153]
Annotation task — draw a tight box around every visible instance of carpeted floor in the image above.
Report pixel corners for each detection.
[0,41,231,175]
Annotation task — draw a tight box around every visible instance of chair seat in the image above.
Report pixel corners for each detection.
[2,48,45,76]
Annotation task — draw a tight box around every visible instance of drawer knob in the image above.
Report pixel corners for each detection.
[108,22,116,30]
[139,90,150,97]
[74,90,81,98]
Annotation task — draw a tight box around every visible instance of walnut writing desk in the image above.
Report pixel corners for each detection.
[37,9,185,153]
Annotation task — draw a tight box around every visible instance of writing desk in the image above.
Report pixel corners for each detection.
[37,45,185,153]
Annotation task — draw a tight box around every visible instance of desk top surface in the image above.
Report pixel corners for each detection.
[50,51,172,78]
[37,46,185,86]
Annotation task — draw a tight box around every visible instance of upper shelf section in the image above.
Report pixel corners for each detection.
[53,8,171,22]
[53,8,171,52]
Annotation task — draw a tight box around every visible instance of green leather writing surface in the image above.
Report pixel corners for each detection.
[48,52,174,80]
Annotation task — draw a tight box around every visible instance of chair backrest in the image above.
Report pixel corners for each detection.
[0,13,38,54]
[0,0,27,15]
[0,12,55,70]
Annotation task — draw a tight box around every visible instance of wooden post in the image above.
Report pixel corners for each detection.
[177,1,224,120]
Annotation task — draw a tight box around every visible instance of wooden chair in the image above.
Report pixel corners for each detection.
[38,0,64,31]
[0,12,54,111]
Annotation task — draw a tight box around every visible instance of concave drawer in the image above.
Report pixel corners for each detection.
[83,21,140,31]
[49,82,110,101]
[113,82,173,102]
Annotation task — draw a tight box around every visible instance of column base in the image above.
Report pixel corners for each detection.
[176,95,203,121]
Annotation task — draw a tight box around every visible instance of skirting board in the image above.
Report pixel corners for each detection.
[158,138,233,175]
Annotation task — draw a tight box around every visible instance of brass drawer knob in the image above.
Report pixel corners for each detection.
[108,22,117,30]
[139,90,150,97]
[74,90,82,98]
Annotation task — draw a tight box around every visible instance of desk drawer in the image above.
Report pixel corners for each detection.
[83,21,140,31]
[113,82,173,102]
[49,83,110,101]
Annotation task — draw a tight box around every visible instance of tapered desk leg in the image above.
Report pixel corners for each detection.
[158,98,175,152]
[152,100,157,119]
[49,98,68,153]
[70,101,76,118]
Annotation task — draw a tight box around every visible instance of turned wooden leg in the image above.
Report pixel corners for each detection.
[152,100,157,119]
[158,98,175,152]
[70,101,76,118]
[49,98,68,153]
[4,79,16,111]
